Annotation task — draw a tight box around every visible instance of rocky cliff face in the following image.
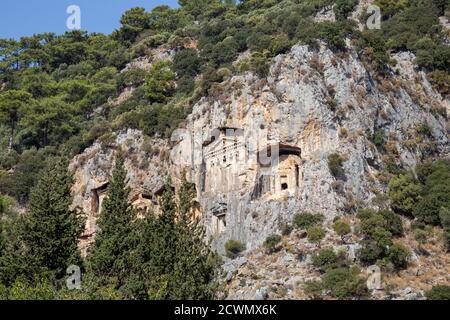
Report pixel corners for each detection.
[223,217,450,300]
[171,44,448,253]
[70,129,170,255]
[71,43,449,256]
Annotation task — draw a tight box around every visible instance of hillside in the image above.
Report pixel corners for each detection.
[0,0,449,300]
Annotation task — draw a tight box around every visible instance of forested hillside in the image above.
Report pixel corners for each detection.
[0,0,449,300]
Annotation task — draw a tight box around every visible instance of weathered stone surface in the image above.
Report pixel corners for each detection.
[171,44,448,253]
[70,129,170,255]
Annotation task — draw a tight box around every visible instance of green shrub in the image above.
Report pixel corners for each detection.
[316,21,349,52]
[8,276,56,300]
[414,194,449,226]
[333,219,351,241]
[225,240,246,259]
[0,194,15,214]
[173,48,201,77]
[0,150,19,170]
[375,0,409,18]
[269,35,292,55]
[414,229,428,244]
[388,174,421,216]
[413,159,450,226]
[328,153,345,179]
[177,76,196,95]
[264,234,282,253]
[248,52,270,77]
[356,208,407,267]
[307,226,326,245]
[416,122,432,137]
[386,244,410,270]
[440,207,450,228]
[323,267,368,300]
[312,248,340,272]
[425,285,450,300]
[304,280,323,300]
[116,68,147,90]
[371,226,393,249]
[145,60,176,104]
[357,240,384,265]
[380,210,404,237]
[293,212,324,230]
[334,0,358,20]
[357,209,403,238]
[312,267,369,300]
[430,70,450,96]
[372,129,386,148]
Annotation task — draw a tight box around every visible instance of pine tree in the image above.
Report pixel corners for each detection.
[89,154,137,288]
[18,157,84,280]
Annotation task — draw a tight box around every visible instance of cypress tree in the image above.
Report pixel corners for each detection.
[171,177,219,299]
[132,177,219,300]
[89,154,137,288]
[144,183,178,299]
[18,157,84,279]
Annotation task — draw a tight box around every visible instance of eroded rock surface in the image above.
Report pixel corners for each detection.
[171,44,448,253]
[70,129,170,255]
[71,44,448,257]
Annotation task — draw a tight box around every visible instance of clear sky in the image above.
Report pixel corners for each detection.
[0,0,179,39]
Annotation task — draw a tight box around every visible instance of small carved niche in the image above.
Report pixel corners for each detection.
[253,144,302,198]
[91,183,108,215]
[213,212,227,235]
[211,203,227,235]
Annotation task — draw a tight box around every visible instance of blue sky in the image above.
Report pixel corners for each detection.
[0,0,179,39]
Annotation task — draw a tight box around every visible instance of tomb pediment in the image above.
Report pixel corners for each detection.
[205,135,236,152]
[210,202,227,235]
[202,127,243,146]
[203,131,244,163]
[201,128,247,194]
[211,202,227,216]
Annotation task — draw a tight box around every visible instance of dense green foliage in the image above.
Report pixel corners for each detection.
[0,154,219,299]
[413,159,450,226]
[0,157,84,296]
[123,178,219,300]
[425,285,450,300]
[88,154,137,291]
[333,219,351,242]
[312,248,349,272]
[388,174,422,216]
[305,266,369,300]
[293,212,324,229]
[356,209,410,271]
[307,226,326,245]
[388,159,450,250]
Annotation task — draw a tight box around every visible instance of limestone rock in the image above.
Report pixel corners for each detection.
[170,44,448,254]
[70,129,170,255]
